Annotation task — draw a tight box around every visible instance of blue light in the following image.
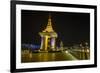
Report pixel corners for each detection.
[22,43,40,50]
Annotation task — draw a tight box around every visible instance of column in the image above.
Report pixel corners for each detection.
[44,36,48,51]
[40,36,43,50]
[51,37,55,49]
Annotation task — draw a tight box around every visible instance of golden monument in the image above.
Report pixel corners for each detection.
[39,14,58,52]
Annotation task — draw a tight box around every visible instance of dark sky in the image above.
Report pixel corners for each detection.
[21,10,90,46]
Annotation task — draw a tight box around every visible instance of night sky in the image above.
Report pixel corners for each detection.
[21,10,90,46]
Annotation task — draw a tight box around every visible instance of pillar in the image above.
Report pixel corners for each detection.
[40,36,43,50]
[51,37,56,49]
[44,36,48,51]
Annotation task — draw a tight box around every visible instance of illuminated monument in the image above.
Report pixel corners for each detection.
[39,14,58,52]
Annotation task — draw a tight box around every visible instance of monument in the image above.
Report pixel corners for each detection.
[39,14,58,52]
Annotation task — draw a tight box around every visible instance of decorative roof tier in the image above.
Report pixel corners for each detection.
[43,14,55,32]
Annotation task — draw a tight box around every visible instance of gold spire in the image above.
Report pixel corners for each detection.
[43,14,54,32]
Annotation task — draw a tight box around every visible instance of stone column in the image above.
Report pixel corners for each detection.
[44,36,48,51]
[40,36,43,50]
[51,37,55,50]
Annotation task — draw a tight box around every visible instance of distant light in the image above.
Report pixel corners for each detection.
[22,44,40,50]
[66,51,68,53]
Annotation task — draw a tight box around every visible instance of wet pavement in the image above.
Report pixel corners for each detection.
[21,51,77,63]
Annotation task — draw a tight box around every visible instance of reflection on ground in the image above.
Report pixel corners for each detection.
[21,49,90,63]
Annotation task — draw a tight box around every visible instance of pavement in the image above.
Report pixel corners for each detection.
[21,51,77,63]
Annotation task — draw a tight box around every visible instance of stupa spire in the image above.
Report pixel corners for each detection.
[43,13,54,32]
[48,13,52,26]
